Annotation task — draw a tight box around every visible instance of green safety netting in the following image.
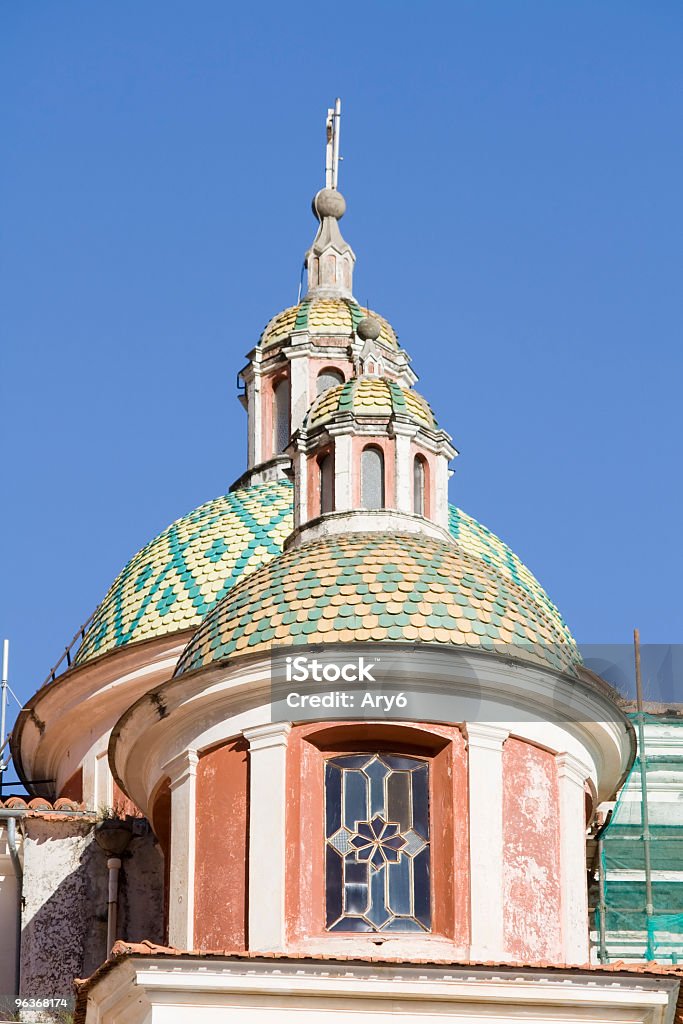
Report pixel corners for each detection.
[596,715,683,963]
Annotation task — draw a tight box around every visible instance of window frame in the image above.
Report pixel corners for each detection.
[361,444,385,510]
[285,722,469,949]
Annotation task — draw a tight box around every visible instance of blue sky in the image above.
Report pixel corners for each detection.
[1,2,682,736]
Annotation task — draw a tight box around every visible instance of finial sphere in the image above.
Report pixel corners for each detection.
[313,188,346,221]
[357,316,381,342]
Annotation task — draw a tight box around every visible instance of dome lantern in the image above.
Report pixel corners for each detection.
[287,375,457,548]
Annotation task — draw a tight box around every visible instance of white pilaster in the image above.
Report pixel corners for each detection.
[434,454,450,529]
[288,350,311,434]
[295,450,308,527]
[333,432,353,511]
[243,722,291,951]
[251,368,263,467]
[394,431,412,513]
[164,749,198,950]
[556,752,590,963]
[464,723,509,959]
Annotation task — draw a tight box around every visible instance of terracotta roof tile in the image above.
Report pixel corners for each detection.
[73,942,683,1024]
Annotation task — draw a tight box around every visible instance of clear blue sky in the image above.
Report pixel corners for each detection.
[2,2,682,731]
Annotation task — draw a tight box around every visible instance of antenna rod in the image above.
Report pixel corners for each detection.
[0,639,8,796]
[0,639,8,755]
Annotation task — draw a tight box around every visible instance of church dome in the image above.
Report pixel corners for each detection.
[259,297,398,350]
[72,480,572,671]
[306,377,437,430]
[175,531,580,677]
[73,482,293,666]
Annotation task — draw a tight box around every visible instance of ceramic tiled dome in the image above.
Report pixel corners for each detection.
[259,297,398,350]
[306,377,436,430]
[175,531,580,677]
[73,480,571,669]
[74,482,293,665]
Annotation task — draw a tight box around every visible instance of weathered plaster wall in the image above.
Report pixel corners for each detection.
[0,826,19,995]
[20,818,164,1002]
[502,738,562,961]
[193,739,248,950]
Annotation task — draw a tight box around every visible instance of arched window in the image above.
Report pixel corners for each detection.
[361,446,384,510]
[272,377,290,455]
[324,753,431,932]
[413,456,426,516]
[318,452,335,515]
[316,368,344,395]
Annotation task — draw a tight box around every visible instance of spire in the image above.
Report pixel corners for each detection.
[304,98,356,300]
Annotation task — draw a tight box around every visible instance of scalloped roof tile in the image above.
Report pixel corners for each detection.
[307,378,437,430]
[175,532,580,677]
[70,481,573,671]
[259,298,398,350]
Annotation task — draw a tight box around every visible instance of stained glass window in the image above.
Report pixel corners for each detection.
[361,446,384,510]
[325,754,431,932]
[319,452,335,514]
[273,378,290,454]
[413,456,425,516]
[317,368,344,395]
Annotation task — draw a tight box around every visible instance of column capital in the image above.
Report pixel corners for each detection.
[243,721,292,753]
[464,722,510,752]
[556,751,591,788]
[163,749,199,791]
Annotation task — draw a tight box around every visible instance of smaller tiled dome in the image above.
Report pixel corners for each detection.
[175,532,580,678]
[259,298,398,350]
[306,377,437,430]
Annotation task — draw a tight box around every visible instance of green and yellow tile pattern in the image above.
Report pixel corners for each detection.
[73,480,575,672]
[307,377,436,430]
[259,298,398,350]
[175,532,579,677]
[74,483,293,666]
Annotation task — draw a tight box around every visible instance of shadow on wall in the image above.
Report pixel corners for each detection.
[20,817,165,999]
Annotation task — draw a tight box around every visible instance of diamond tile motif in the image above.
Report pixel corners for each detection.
[306,378,436,430]
[176,528,580,677]
[70,480,577,674]
[328,828,355,855]
[401,829,427,857]
[259,298,398,350]
[73,482,293,666]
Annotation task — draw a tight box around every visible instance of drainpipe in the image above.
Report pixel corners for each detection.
[594,809,613,964]
[94,820,133,957]
[0,810,24,996]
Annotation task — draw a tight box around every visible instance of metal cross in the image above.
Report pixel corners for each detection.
[325,98,341,190]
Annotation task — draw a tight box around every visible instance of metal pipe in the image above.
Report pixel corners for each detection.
[6,816,23,996]
[634,628,655,954]
[593,808,613,964]
[106,857,122,955]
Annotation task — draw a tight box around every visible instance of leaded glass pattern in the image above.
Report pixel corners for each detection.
[319,453,335,514]
[273,378,290,454]
[361,446,384,510]
[316,368,345,395]
[325,754,431,932]
[413,456,425,516]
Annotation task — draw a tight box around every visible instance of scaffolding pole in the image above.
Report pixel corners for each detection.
[634,628,655,957]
